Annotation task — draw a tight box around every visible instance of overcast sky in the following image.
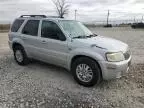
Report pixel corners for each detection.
[0,0,144,24]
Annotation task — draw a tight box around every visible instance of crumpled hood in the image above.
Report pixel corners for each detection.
[75,36,128,52]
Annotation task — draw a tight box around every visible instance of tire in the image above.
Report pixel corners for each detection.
[72,57,102,87]
[13,45,29,65]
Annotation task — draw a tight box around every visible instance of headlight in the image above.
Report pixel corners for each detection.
[106,52,125,62]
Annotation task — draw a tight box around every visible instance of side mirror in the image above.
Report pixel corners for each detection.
[57,33,66,41]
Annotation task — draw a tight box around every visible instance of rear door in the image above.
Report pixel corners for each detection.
[20,19,40,58]
[38,20,69,67]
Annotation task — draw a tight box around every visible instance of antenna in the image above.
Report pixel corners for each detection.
[134,17,136,23]
[75,10,77,20]
[107,10,110,25]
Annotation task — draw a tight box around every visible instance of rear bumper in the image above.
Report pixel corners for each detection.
[99,56,132,80]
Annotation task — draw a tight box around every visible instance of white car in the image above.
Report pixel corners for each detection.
[8,15,131,87]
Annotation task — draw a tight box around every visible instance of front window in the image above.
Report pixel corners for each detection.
[59,20,93,38]
[41,20,66,41]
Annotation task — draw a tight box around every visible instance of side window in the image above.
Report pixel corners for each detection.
[41,21,66,41]
[22,20,39,36]
[11,19,24,32]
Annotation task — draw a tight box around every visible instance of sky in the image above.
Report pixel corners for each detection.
[0,0,144,24]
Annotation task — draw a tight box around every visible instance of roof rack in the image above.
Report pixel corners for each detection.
[20,15,64,19]
[20,15,47,18]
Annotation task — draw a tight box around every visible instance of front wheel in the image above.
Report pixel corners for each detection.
[71,57,102,87]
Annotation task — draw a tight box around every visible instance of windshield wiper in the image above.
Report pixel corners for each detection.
[88,34,98,37]
[72,34,97,39]
[72,35,87,39]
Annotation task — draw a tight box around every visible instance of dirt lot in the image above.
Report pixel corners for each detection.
[0,27,144,108]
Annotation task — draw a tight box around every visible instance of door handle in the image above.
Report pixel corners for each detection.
[42,40,47,44]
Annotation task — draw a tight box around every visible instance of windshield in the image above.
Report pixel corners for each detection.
[59,20,93,38]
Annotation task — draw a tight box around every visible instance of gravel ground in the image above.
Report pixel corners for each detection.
[0,27,144,108]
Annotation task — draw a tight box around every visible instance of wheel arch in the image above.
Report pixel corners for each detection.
[12,42,23,51]
[70,55,103,79]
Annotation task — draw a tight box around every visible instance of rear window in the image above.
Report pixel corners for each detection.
[11,19,24,32]
[22,20,39,36]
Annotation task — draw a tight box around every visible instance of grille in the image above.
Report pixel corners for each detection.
[124,50,130,60]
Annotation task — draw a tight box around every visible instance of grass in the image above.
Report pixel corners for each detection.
[0,24,10,32]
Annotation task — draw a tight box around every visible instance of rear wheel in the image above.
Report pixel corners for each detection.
[72,57,102,87]
[13,46,29,65]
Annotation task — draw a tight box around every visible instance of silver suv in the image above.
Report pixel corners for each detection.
[8,15,131,87]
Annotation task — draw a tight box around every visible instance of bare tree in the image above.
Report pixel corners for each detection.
[52,0,70,18]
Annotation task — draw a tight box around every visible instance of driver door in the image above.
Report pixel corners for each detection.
[38,20,69,67]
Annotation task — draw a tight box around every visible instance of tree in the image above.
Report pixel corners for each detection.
[52,0,70,18]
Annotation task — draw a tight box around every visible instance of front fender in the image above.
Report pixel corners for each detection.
[67,48,105,70]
